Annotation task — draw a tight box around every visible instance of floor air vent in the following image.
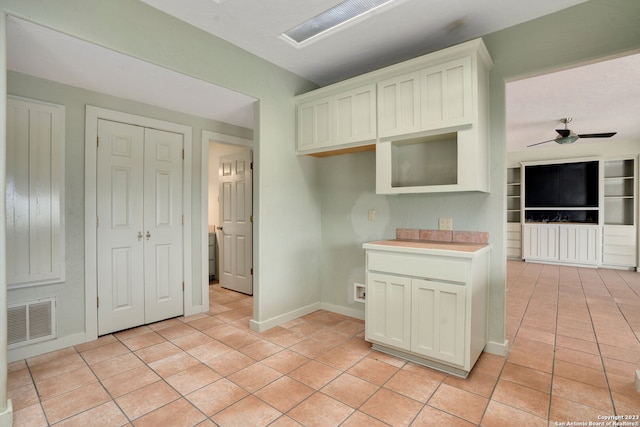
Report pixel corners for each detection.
[8,298,56,348]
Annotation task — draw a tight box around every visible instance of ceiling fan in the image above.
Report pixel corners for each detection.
[527,117,617,147]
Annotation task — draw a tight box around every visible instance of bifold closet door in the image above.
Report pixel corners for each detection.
[143,127,184,324]
[96,119,183,335]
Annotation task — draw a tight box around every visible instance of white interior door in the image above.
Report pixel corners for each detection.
[143,128,184,323]
[97,120,184,335]
[219,150,253,295]
[97,120,145,334]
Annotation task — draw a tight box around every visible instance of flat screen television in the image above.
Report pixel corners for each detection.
[525,161,599,208]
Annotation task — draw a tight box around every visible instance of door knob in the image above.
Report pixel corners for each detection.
[146,231,151,240]
[137,231,143,241]
[216,226,223,231]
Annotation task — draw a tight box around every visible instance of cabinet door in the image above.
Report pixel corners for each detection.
[411,279,465,366]
[335,84,377,145]
[522,224,559,261]
[377,71,421,138]
[297,96,332,152]
[365,273,411,351]
[421,57,473,130]
[559,225,599,264]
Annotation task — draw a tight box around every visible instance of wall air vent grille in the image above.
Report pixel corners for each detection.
[8,298,56,348]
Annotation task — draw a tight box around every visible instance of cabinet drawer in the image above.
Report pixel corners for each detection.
[602,232,635,246]
[603,253,636,266]
[367,251,467,283]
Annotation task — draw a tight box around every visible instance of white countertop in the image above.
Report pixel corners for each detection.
[363,239,491,258]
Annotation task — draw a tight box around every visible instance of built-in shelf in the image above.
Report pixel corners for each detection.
[603,159,635,226]
[390,133,458,188]
[506,167,521,224]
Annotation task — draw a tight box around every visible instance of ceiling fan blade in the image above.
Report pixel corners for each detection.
[556,129,571,138]
[577,132,617,138]
[527,139,556,147]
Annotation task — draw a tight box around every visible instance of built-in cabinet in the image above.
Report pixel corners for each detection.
[363,241,490,377]
[6,96,66,287]
[513,156,637,269]
[295,38,492,194]
[297,84,376,156]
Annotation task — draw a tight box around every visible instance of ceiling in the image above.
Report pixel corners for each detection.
[7,0,639,150]
[506,52,640,152]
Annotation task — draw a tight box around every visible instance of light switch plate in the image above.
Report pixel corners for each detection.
[439,217,453,231]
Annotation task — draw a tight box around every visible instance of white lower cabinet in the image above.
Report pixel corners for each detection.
[366,273,412,351]
[411,279,466,366]
[364,242,490,377]
[559,225,599,264]
[522,223,599,266]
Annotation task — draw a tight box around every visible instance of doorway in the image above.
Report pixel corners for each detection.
[202,131,254,304]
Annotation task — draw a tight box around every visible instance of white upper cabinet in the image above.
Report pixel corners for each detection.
[334,84,377,146]
[296,84,376,156]
[297,95,333,153]
[295,39,492,194]
[420,56,473,130]
[377,72,421,139]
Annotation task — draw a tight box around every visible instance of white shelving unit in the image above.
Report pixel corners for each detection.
[602,158,637,268]
[506,166,522,259]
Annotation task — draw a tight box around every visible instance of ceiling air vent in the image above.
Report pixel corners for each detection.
[8,298,56,348]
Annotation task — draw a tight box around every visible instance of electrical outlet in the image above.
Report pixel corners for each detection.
[368,209,376,221]
[439,217,453,231]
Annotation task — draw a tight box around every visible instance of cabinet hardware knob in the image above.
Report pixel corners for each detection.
[146,231,151,240]
[137,231,143,241]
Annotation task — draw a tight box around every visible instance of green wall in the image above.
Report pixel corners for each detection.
[6,70,253,352]
[1,0,320,356]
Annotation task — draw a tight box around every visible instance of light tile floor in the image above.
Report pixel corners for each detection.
[8,261,640,426]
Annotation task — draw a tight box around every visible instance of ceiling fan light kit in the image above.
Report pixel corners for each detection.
[527,117,617,148]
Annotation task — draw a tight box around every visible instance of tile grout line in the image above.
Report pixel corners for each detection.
[591,268,634,416]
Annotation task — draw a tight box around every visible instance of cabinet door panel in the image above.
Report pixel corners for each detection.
[377,72,421,138]
[522,224,559,261]
[365,273,411,351]
[559,225,598,264]
[411,279,465,366]
[297,97,332,151]
[335,84,376,145]
[421,57,472,130]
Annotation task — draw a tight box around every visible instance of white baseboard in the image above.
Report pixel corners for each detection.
[484,339,510,357]
[320,302,364,321]
[0,400,12,427]
[8,332,87,363]
[249,302,321,332]
[249,302,366,333]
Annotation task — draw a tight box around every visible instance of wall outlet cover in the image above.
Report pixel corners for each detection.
[439,217,453,231]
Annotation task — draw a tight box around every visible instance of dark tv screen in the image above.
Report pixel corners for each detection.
[525,161,599,208]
